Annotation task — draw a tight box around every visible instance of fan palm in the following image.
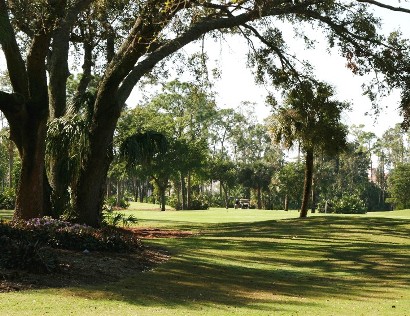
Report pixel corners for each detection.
[269,81,349,218]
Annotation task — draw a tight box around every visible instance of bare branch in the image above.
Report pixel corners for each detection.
[242,23,299,75]
[356,0,410,14]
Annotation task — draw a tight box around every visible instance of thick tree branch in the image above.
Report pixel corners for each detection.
[241,23,299,75]
[0,0,28,97]
[48,0,93,118]
[304,9,391,50]
[117,4,305,104]
[116,0,328,104]
[0,91,24,114]
[26,33,51,108]
[69,40,94,114]
[0,90,25,149]
[103,0,194,92]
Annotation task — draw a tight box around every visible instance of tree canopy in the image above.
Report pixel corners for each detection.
[0,0,410,225]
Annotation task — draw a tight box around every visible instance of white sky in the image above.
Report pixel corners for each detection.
[196,3,410,137]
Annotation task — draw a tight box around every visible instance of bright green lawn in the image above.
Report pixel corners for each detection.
[1,205,409,315]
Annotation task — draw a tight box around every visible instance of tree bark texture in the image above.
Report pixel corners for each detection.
[7,140,14,188]
[14,108,49,219]
[73,117,116,226]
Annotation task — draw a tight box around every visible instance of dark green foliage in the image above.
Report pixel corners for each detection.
[0,236,59,273]
[0,188,16,209]
[120,131,168,167]
[168,194,209,210]
[104,195,130,211]
[387,163,410,209]
[363,182,390,212]
[318,194,367,214]
[189,198,209,210]
[167,194,182,210]
[272,161,304,210]
[207,194,226,208]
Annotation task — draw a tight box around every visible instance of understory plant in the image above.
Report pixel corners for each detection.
[318,193,367,214]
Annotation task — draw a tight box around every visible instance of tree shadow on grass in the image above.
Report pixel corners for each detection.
[64,216,410,312]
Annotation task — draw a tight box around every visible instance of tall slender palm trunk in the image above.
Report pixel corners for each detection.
[300,148,314,218]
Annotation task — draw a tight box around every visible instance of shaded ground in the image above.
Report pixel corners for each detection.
[0,228,194,293]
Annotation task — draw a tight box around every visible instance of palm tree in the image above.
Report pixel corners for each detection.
[269,81,349,218]
[120,131,169,211]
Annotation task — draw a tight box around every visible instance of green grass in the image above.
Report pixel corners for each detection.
[0,209,13,221]
[126,202,300,229]
[1,205,409,315]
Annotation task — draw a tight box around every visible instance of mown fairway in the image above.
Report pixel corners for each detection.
[0,205,409,315]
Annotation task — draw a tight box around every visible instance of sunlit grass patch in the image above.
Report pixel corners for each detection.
[1,208,409,315]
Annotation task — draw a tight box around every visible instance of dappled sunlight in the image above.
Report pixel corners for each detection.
[1,211,409,315]
[56,214,410,314]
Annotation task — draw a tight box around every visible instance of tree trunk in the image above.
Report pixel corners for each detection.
[311,178,316,213]
[221,183,229,209]
[116,179,121,206]
[7,140,14,188]
[300,149,314,218]
[73,116,116,226]
[173,179,181,210]
[14,115,49,220]
[180,172,187,210]
[106,178,111,198]
[49,159,70,216]
[132,177,138,202]
[187,171,192,209]
[284,194,289,212]
[257,185,262,209]
[139,182,145,203]
[160,186,166,212]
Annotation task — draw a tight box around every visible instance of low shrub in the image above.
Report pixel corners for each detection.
[103,210,138,227]
[189,199,209,210]
[167,194,181,210]
[0,188,16,209]
[1,217,143,253]
[104,196,131,211]
[318,194,367,214]
[0,236,59,273]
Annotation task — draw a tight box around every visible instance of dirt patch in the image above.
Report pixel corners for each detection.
[0,247,170,293]
[130,228,196,239]
[0,227,196,293]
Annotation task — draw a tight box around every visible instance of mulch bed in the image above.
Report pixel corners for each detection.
[0,228,195,293]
